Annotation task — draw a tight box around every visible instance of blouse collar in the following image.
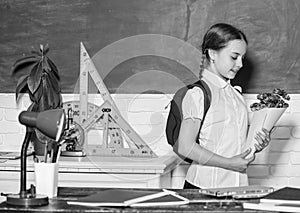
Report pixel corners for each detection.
[201,69,231,89]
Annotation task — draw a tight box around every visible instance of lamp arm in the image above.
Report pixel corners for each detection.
[19,127,33,197]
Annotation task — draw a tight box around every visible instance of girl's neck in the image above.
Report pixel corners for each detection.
[206,67,228,82]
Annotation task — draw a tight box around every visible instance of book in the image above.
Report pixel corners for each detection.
[260,187,300,205]
[67,188,188,207]
[199,185,274,198]
[243,201,300,212]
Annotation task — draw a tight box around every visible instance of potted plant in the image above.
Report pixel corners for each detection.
[12,44,63,155]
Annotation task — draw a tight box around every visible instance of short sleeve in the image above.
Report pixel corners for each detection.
[182,87,204,121]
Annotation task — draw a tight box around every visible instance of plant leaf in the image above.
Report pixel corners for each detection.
[32,80,43,103]
[39,77,51,111]
[45,76,61,109]
[48,89,55,109]
[42,56,51,72]
[28,89,36,103]
[47,58,60,79]
[43,44,49,55]
[42,76,51,109]
[12,55,38,66]
[27,62,42,94]
[55,93,63,109]
[39,44,44,53]
[37,89,46,111]
[44,70,60,93]
[11,55,39,75]
[37,76,52,111]
[27,102,37,112]
[15,75,28,102]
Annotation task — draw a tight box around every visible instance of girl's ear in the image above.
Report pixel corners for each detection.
[208,49,217,61]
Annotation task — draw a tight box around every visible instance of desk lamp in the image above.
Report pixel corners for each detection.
[6,109,65,206]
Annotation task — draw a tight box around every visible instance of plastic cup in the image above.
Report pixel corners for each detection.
[34,162,59,198]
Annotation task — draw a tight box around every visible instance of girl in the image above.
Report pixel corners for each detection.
[176,23,271,189]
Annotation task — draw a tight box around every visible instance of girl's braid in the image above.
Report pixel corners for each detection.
[199,50,206,79]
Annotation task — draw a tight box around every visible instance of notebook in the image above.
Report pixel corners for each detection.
[67,188,188,207]
[243,201,300,212]
[260,187,300,205]
[199,185,274,198]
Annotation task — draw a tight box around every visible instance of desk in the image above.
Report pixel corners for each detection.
[0,154,179,194]
[0,187,274,212]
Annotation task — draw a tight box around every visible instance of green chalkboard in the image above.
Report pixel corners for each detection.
[0,0,299,94]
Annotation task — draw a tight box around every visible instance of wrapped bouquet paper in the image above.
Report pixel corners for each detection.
[246,88,290,158]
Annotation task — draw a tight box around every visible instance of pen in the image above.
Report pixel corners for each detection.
[50,148,54,163]
[51,142,59,163]
[33,153,39,163]
[56,146,62,163]
[44,142,48,163]
[58,139,66,146]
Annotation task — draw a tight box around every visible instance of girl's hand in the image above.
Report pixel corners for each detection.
[227,149,254,173]
[254,128,271,153]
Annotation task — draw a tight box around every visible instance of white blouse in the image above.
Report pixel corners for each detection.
[182,69,249,188]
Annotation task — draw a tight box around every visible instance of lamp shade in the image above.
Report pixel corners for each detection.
[19,109,65,141]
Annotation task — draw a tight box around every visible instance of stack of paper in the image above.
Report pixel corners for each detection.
[246,107,287,158]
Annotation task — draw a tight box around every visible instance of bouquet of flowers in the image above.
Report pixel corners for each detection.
[246,88,290,157]
[250,88,289,111]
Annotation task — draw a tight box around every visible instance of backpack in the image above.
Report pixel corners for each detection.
[165,80,211,163]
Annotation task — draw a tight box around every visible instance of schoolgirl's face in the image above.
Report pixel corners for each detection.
[209,39,247,80]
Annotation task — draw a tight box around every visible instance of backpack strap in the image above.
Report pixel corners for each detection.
[189,80,211,143]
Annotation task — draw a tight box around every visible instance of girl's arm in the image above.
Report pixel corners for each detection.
[176,118,254,173]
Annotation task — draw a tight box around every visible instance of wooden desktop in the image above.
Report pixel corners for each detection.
[0,187,273,212]
[0,153,277,212]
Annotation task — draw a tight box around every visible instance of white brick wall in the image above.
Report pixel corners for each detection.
[244,94,300,190]
[0,93,300,189]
